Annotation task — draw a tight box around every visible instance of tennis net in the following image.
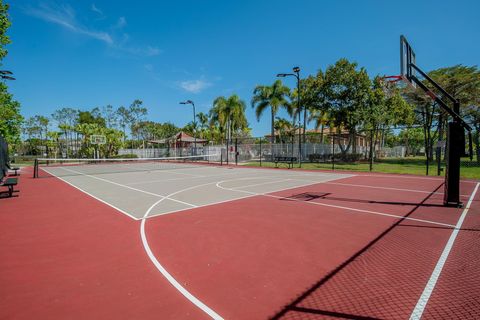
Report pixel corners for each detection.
[33,154,222,178]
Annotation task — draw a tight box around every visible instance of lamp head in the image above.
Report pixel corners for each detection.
[293,66,300,73]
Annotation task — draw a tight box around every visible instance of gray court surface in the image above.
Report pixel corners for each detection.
[41,163,353,220]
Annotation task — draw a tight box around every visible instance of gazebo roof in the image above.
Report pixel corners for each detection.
[149,131,208,144]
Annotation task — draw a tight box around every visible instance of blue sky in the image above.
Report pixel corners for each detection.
[5,0,480,136]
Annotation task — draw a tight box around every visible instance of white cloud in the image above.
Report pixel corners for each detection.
[114,16,127,29]
[144,64,154,72]
[24,3,160,57]
[91,4,103,15]
[25,3,113,45]
[179,80,212,93]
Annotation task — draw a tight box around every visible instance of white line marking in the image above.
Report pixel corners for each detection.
[323,182,470,197]
[216,182,456,228]
[141,182,227,319]
[230,178,293,190]
[409,182,480,320]
[40,168,139,220]
[58,166,196,208]
[139,175,350,318]
[125,169,252,186]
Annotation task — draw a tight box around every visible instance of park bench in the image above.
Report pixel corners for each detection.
[9,167,20,176]
[0,177,18,197]
[274,156,297,169]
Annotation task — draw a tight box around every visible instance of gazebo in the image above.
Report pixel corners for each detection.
[149,131,208,156]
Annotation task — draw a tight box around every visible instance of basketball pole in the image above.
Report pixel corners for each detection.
[400,35,472,207]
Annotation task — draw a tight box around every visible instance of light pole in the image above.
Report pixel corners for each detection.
[179,100,196,156]
[277,66,302,166]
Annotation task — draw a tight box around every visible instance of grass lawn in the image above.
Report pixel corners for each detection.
[244,157,480,180]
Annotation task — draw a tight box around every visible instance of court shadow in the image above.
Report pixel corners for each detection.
[270,183,445,319]
[280,192,446,208]
[398,224,480,232]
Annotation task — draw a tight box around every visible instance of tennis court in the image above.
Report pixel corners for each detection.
[1,159,479,319]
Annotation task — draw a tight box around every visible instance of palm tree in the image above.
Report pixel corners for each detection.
[251,80,290,145]
[308,108,331,143]
[274,117,293,143]
[210,94,248,142]
[196,112,209,138]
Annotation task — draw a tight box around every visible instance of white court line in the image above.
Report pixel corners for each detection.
[139,175,348,319]
[41,168,138,220]
[230,178,293,190]
[115,162,205,178]
[58,167,196,208]
[216,182,456,228]
[140,179,252,320]
[409,182,480,320]
[125,169,253,186]
[139,174,352,318]
[323,182,470,198]
[143,176,328,219]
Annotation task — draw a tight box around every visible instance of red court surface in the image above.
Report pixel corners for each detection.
[1,166,479,320]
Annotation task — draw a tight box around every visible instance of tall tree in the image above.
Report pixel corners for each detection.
[251,80,290,145]
[52,107,78,157]
[0,1,22,149]
[196,112,209,138]
[128,99,147,147]
[211,94,248,142]
[0,83,22,147]
[324,58,371,154]
[116,106,132,142]
[0,0,11,60]
[274,117,293,143]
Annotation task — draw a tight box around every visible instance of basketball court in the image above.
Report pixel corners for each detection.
[2,34,479,320]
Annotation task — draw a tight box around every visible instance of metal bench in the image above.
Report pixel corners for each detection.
[274,156,297,169]
[1,177,18,197]
[9,167,20,176]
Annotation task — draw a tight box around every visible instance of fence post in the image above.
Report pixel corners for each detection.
[226,138,229,165]
[235,138,238,165]
[259,140,262,167]
[332,135,335,171]
[369,129,374,172]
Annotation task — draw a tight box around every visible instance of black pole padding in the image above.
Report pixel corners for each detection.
[444,122,463,207]
[33,158,38,178]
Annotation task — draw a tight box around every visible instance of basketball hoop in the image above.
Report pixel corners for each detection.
[90,134,106,159]
[380,75,407,97]
[90,134,106,145]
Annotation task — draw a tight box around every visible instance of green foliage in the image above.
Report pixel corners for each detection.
[251,80,291,143]
[273,117,293,143]
[78,110,106,126]
[0,0,11,60]
[210,94,249,141]
[0,83,22,147]
[398,127,424,156]
[0,1,21,150]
